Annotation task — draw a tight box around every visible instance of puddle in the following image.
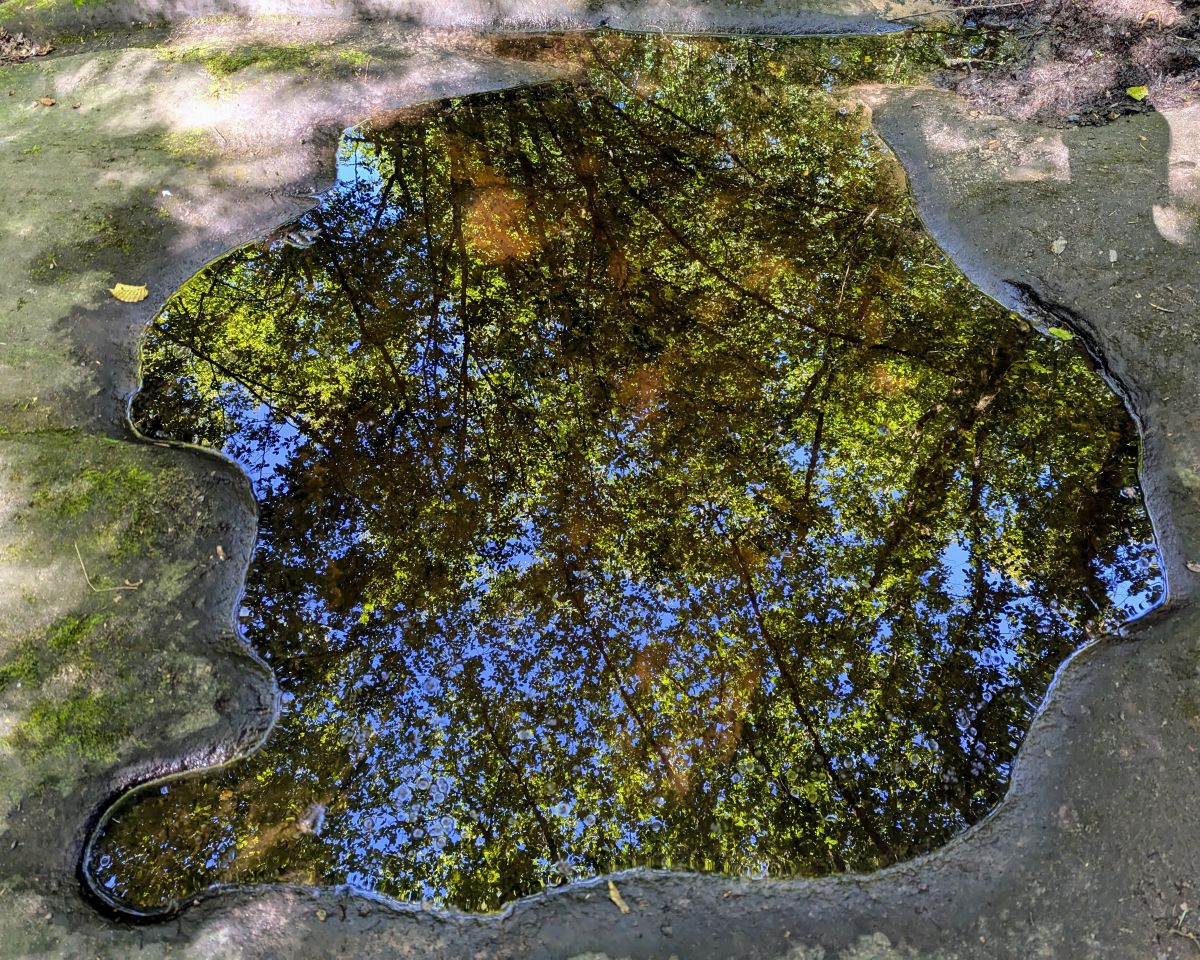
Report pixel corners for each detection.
[86,32,1161,915]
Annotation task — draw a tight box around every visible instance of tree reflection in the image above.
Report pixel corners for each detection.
[88,32,1160,913]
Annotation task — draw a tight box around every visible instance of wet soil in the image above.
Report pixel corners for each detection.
[940,0,1200,121]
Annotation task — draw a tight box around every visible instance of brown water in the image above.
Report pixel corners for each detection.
[85,31,1161,915]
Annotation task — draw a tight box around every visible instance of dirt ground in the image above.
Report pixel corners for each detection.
[0,1,1199,958]
[0,25,50,59]
[941,0,1200,120]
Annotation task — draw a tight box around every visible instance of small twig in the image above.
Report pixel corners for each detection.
[836,260,854,308]
[1171,928,1200,953]
[1149,303,1176,314]
[74,542,142,593]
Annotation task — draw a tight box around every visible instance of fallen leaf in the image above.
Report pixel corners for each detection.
[1187,561,1200,574]
[1046,326,1074,341]
[36,97,55,106]
[607,880,631,914]
[1051,237,1067,255]
[216,544,226,561]
[109,283,149,303]
[1127,85,1149,101]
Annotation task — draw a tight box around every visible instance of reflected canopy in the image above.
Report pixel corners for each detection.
[87,33,1160,913]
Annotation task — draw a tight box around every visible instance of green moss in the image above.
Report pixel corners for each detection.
[27,248,61,284]
[10,693,126,762]
[33,464,155,519]
[0,641,41,690]
[25,458,181,563]
[337,49,371,69]
[47,612,106,654]
[0,0,109,17]
[158,42,325,79]
[79,209,138,257]
[0,613,105,692]
[155,129,219,162]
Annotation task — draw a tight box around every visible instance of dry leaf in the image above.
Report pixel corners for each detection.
[36,97,56,106]
[1051,237,1067,255]
[1187,561,1200,574]
[1127,85,1149,101]
[216,544,226,561]
[109,283,149,303]
[607,880,631,914]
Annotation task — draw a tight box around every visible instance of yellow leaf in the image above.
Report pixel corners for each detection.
[109,283,149,303]
[607,880,631,914]
[1127,85,1149,101]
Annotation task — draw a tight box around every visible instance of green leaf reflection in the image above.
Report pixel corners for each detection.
[88,32,1160,914]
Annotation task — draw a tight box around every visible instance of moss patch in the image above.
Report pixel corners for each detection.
[46,611,106,654]
[29,461,176,561]
[155,41,375,95]
[0,613,105,692]
[11,692,127,762]
[155,128,220,163]
[159,43,325,78]
[0,641,42,690]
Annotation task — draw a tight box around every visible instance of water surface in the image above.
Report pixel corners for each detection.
[87,32,1161,913]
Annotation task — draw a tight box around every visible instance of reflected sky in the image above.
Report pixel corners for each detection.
[87,31,1160,914]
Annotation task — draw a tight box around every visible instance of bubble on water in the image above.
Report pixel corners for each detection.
[422,677,440,695]
[789,787,801,799]
[413,827,425,839]
[98,853,112,870]
[429,821,445,838]
[430,790,446,805]
[415,775,432,791]
[731,773,742,784]
[394,785,413,803]
[552,802,571,817]
[583,813,596,827]
[440,815,456,833]
[517,729,535,742]
[436,776,451,793]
